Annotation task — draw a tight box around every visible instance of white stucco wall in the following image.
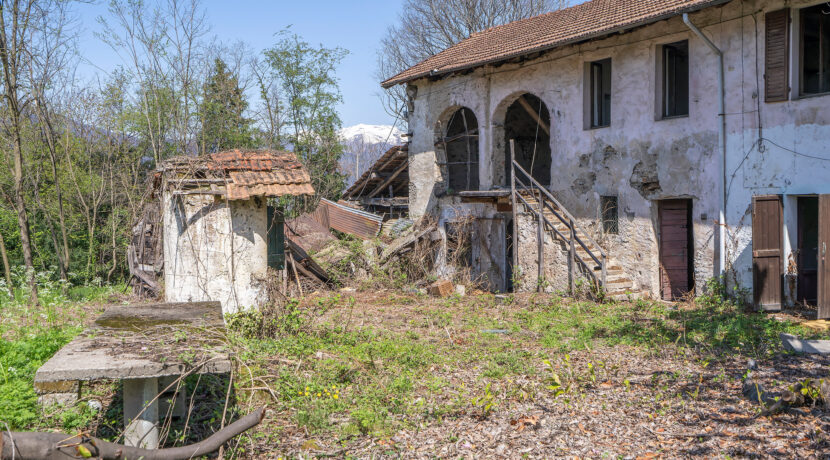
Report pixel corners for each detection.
[403,0,830,300]
[162,192,268,314]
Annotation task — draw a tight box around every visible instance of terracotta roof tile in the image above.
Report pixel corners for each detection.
[161,149,315,199]
[382,0,728,88]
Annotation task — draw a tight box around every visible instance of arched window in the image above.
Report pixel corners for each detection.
[503,94,551,186]
[436,107,479,194]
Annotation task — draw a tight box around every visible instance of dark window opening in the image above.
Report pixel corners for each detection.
[590,59,612,128]
[801,4,830,95]
[797,197,819,305]
[662,40,689,118]
[601,195,618,234]
[504,93,552,186]
[440,107,479,194]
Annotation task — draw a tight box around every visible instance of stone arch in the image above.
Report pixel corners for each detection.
[434,106,480,195]
[492,92,552,187]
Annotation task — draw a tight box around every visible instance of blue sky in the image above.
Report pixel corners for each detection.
[76,0,405,127]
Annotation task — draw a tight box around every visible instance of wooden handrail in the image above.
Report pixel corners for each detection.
[513,177,601,287]
[512,160,606,259]
[511,158,606,289]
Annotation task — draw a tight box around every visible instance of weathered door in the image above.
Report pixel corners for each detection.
[266,205,285,270]
[797,197,818,305]
[818,195,830,319]
[659,200,693,300]
[752,195,782,310]
[471,217,507,292]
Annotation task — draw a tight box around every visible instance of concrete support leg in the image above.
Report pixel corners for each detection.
[159,375,187,419]
[123,377,159,448]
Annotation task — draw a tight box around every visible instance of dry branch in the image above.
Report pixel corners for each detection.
[1,407,265,460]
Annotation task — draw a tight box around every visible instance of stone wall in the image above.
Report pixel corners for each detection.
[162,192,268,314]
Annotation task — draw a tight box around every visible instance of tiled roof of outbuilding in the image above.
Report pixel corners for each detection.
[381,0,729,88]
[160,149,315,200]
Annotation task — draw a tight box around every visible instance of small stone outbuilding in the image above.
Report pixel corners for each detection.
[156,150,314,314]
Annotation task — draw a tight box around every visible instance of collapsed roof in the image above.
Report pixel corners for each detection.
[342,144,409,205]
[158,149,315,200]
[382,0,728,88]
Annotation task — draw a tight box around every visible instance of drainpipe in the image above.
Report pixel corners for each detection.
[683,13,727,277]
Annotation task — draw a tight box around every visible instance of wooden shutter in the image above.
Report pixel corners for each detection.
[267,205,285,270]
[818,195,830,319]
[764,8,790,102]
[752,195,783,309]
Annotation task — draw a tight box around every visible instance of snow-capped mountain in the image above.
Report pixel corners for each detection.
[339,124,403,146]
[339,124,405,186]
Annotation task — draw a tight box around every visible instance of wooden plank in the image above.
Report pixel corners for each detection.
[818,195,830,318]
[752,195,783,309]
[516,95,550,136]
[368,160,408,198]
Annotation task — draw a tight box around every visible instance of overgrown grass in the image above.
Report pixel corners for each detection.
[0,268,124,430]
[226,281,822,443]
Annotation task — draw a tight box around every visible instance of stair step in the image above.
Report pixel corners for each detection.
[606,277,632,285]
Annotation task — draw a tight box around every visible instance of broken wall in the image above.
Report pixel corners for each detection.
[162,192,268,314]
[404,0,830,299]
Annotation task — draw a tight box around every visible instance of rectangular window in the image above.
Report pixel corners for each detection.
[589,59,612,128]
[601,195,618,235]
[801,4,830,95]
[661,41,689,118]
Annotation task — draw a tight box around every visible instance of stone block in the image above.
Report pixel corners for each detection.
[428,279,454,297]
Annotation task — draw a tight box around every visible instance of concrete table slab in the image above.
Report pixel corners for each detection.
[781,333,830,355]
[34,301,232,448]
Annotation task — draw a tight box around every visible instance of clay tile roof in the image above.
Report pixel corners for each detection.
[381,0,728,88]
[162,149,315,200]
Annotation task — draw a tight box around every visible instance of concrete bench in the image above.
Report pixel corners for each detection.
[34,301,232,448]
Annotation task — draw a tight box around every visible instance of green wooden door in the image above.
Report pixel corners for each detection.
[267,205,285,270]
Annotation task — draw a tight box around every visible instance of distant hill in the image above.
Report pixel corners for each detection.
[339,124,404,187]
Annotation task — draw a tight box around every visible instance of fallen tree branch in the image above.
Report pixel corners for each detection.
[1,406,265,460]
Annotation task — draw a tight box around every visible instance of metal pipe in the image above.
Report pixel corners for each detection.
[683,13,727,277]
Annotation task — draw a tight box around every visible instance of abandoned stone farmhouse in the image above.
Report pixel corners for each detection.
[382,0,830,313]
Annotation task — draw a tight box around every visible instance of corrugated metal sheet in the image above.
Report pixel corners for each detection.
[313,198,382,239]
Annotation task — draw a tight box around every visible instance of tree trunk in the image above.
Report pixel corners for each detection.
[0,1,38,305]
[0,231,12,297]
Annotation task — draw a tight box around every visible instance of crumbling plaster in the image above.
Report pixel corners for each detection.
[163,192,268,314]
[404,0,830,299]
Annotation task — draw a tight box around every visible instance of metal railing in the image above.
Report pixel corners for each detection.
[509,140,607,293]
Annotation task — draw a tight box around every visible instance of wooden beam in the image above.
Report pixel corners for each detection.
[368,160,408,198]
[344,149,407,199]
[516,95,550,136]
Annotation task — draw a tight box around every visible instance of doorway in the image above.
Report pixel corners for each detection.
[503,93,551,186]
[797,197,819,305]
[658,199,694,301]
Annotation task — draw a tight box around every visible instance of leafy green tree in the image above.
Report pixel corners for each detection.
[199,58,254,154]
[263,31,348,212]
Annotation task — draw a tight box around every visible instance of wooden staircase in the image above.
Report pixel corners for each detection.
[509,141,643,300]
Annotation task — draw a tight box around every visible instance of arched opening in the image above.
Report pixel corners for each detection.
[503,94,551,186]
[435,107,479,194]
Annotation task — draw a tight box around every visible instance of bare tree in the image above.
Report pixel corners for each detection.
[377,0,567,115]
[0,0,65,304]
[25,0,78,281]
[250,55,283,149]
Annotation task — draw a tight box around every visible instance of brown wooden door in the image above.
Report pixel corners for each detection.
[752,195,783,310]
[659,200,693,301]
[818,195,830,319]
